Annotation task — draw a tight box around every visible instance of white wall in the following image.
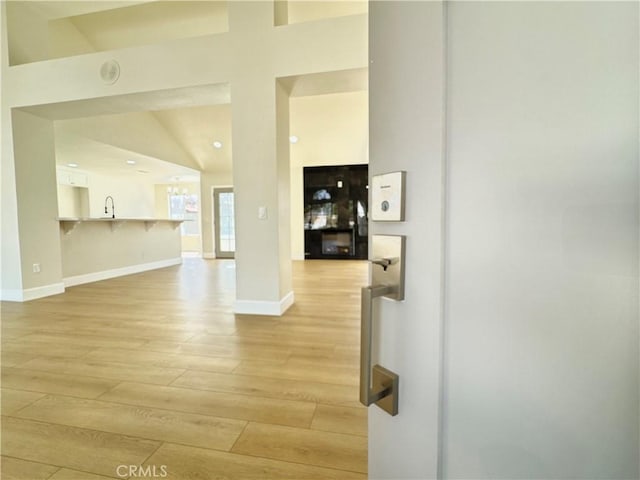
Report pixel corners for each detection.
[55,166,158,220]
[7,1,228,65]
[48,17,96,60]
[85,172,155,219]
[442,3,639,477]
[57,185,89,218]
[4,9,366,113]
[5,2,50,65]
[60,221,181,280]
[286,1,367,25]
[12,110,64,292]
[276,80,292,297]
[54,1,228,56]
[1,1,23,294]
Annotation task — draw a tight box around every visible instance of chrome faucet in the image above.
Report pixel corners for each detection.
[104,196,115,218]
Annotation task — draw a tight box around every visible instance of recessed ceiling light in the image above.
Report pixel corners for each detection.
[67,163,79,168]
[212,141,223,149]
[126,160,136,165]
[289,135,299,144]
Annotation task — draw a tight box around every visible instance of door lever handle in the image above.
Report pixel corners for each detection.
[370,257,398,271]
[360,285,399,415]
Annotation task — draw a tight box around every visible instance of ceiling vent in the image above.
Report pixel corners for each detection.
[100,60,120,85]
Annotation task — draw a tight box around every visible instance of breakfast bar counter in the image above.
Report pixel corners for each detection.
[58,217,185,287]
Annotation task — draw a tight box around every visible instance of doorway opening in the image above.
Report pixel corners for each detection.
[213,187,236,259]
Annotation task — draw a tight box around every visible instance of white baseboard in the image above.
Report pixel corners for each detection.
[234,291,295,316]
[64,258,182,288]
[24,282,66,301]
[202,252,215,259]
[0,289,24,302]
[1,282,65,302]
[291,253,305,261]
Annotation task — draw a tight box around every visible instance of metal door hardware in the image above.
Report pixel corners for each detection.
[371,171,406,222]
[359,235,405,416]
[371,235,405,301]
[370,257,398,271]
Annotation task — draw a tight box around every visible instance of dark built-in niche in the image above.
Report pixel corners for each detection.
[304,164,368,260]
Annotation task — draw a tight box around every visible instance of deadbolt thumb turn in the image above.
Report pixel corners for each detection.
[360,235,405,416]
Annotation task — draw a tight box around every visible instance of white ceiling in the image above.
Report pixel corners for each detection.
[55,132,200,183]
[8,1,368,184]
[280,68,368,97]
[58,1,228,54]
[153,104,232,173]
[52,103,232,182]
[22,84,231,120]
[24,1,153,20]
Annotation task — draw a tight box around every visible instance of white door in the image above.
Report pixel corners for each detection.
[368,2,638,479]
[367,3,447,478]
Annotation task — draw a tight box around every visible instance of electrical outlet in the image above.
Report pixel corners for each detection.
[32,263,41,273]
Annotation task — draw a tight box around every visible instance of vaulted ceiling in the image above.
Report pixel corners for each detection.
[5,0,368,183]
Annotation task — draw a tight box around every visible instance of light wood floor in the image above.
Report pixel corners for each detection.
[1,259,369,480]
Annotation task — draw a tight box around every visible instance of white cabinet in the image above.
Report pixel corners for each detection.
[57,169,88,187]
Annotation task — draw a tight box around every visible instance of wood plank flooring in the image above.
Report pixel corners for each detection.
[1,259,368,479]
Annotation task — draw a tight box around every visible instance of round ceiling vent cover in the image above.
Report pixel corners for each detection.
[100,60,120,84]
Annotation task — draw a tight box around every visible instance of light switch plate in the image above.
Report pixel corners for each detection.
[371,171,406,221]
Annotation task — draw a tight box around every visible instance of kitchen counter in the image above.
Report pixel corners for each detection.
[58,216,184,286]
[58,217,185,235]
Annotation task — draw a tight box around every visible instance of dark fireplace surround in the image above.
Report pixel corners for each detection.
[303,164,368,260]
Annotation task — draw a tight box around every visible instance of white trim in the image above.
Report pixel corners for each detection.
[23,282,66,300]
[64,258,182,288]
[1,282,65,302]
[280,290,295,313]
[291,253,305,261]
[0,289,24,302]
[203,252,215,259]
[234,291,295,316]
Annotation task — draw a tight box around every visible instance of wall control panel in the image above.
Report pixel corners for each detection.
[371,171,406,222]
